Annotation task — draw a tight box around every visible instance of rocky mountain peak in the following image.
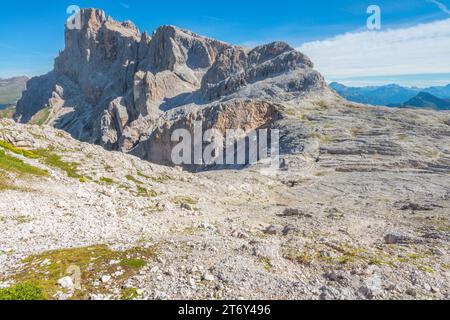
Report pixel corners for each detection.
[66,8,140,36]
[140,24,230,76]
[15,8,332,166]
[78,8,106,31]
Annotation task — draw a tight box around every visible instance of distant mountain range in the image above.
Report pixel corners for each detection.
[330,82,450,107]
[0,76,28,109]
[390,92,450,111]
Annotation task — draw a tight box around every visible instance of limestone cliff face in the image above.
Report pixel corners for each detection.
[16,9,141,144]
[129,100,283,168]
[200,41,322,101]
[15,8,331,166]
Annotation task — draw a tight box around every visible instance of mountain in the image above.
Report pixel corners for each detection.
[329,82,419,105]
[3,7,450,301]
[15,8,330,167]
[425,84,450,98]
[0,76,28,108]
[393,92,450,110]
[330,82,450,107]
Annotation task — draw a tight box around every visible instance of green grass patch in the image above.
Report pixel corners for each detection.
[126,175,142,184]
[315,171,331,177]
[13,215,33,224]
[6,245,156,300]
[310,133,334,144]
[0,149,48,176]
[285,108,296,116]
[126,174,158,197]
[121,287,138,300]
[368,257,391,266]
[397,134,409,141]
[138,171,172,183]
[33,149,82,179]
[337,251,363,264]
[29,107,51,126]
[136,186,157,197]
[0,282,45,300]
[120,258,146,269]
[99,177,114,185]
[172,196,198,206]
[394,249,435,273]
[316,101,328,110]
[144,205,165,214]
[79,177,88,183]
[283,243,394,269]
[298,114,310,121]
[283,249,314,266]
[417,265,435,273]
[258,257,274,272]
[350,128,361,137]
[137,172,151,179]
[0,140,39,159]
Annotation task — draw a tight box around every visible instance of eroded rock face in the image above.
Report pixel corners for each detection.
[200,41,321,101]
[15,8,330,167]
[130,100,283,167]
[16,9,141,142]
[16,72,57,123]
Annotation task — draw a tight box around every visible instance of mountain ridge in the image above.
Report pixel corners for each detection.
[390,92,450,110]
[330,82,450,107]
[0,76,29,108]
[15,8,331,167]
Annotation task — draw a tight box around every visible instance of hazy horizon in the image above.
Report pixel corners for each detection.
[327,73,450,88]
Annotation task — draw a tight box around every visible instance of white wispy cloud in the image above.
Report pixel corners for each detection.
[298,19,450,79]
[428,0,450,14]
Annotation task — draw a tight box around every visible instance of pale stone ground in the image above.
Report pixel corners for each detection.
[0,100,449,300]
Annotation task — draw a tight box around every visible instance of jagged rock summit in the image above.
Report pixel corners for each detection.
[15,8,331,165]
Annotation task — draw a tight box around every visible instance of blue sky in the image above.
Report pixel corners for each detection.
[1,0,450,87]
